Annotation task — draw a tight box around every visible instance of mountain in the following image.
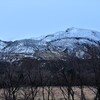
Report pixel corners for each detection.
[0,40,9,50]
[0,27,100,60]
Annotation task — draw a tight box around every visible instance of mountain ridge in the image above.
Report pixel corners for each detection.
[0,27,100,60]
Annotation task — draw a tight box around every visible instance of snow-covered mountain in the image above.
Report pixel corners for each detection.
[0,27,100,60]
[40,27,99,50]
[41,27,100,41]
[0,40,9,50]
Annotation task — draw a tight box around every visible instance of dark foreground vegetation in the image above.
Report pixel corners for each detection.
[0,44,100,100]
[0,58,100,87]
[0,57,100,100]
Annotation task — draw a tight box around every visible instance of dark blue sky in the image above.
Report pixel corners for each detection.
[0,0,100,41]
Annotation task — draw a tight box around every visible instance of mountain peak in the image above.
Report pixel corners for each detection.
[0,28,100,60]
[41,27,100,42]
[65,27,100,41]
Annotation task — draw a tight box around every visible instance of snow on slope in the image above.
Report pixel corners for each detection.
[41,27,100,42]
[3,39,40,53]
[65,27,100,40]
[0,40,8,50]
[2,39,48,54]
[0,27,100,59]
[38,27,100,52]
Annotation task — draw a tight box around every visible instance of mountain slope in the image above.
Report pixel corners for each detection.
[0,27,100,60]
[40,27,100,41]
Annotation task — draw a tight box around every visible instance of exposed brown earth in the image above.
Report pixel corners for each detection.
[0,87,96,100]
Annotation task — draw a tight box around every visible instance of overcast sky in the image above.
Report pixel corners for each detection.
[0,0,100,41]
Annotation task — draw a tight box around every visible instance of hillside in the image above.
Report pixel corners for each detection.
[0,27,100,60]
